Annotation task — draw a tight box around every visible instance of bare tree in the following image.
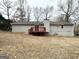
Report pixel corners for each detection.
[19,0,26,22]
[26,6,31,22]
[58,0,79,22]
[13,0,26,22]
[0,0,15,20]
[43,6,53,20]
[33,7,43,22]
[13,7,25,22]
[56,14,66,22]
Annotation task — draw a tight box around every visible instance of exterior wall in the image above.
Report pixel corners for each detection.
[50,26,58,35]
[12,23,74,36]
[43,20,50,32]
[50,25,74,36]
[12,25,34,33]
[12,25,43,34]
[12,25,27,32]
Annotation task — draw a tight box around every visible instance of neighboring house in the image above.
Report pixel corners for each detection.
[11,20,74,36]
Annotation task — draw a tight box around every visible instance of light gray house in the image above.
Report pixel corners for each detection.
[11,20,74,36]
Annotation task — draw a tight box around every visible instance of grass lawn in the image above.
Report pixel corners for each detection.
[0,32,79,59]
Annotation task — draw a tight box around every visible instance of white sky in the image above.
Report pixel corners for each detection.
[27,0,57,8]
[0,0,58,7]
[0,0,59,19]
[0,0,58,9]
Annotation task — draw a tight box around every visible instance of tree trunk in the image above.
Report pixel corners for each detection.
[27,14,30,22]
[7,7,10,20]
[65,14,70,22]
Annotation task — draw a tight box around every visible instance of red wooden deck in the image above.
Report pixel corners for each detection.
[28,25,47,36]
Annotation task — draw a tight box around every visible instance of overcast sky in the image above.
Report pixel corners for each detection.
[0,0,59,19]
[0,0,58,7]
[27,0,58,8]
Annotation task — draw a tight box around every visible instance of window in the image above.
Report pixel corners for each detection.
[61,25,64,29]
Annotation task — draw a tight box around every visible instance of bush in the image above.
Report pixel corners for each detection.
[0,14,12,31]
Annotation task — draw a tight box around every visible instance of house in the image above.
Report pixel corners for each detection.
[11,20,75,36]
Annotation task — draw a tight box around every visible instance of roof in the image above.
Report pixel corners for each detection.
[11,21,74,26]
[11,22,44,26]
[50,22,74,26]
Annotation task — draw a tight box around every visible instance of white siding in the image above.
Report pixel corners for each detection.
[12,25,35,33]
[12,23,74,36]
[43,20,50,32]
[50,26,58,35]
[12,25,27,32]
[50,25,74,36]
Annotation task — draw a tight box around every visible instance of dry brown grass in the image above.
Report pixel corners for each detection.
[0,32,79,59]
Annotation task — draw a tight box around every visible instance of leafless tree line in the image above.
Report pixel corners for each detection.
[33,6,53,22]
[58,0,79,22]
[0,0,79,23]
[0,0,14,20]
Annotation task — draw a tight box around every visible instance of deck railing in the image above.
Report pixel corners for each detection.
[28,25,46,34]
